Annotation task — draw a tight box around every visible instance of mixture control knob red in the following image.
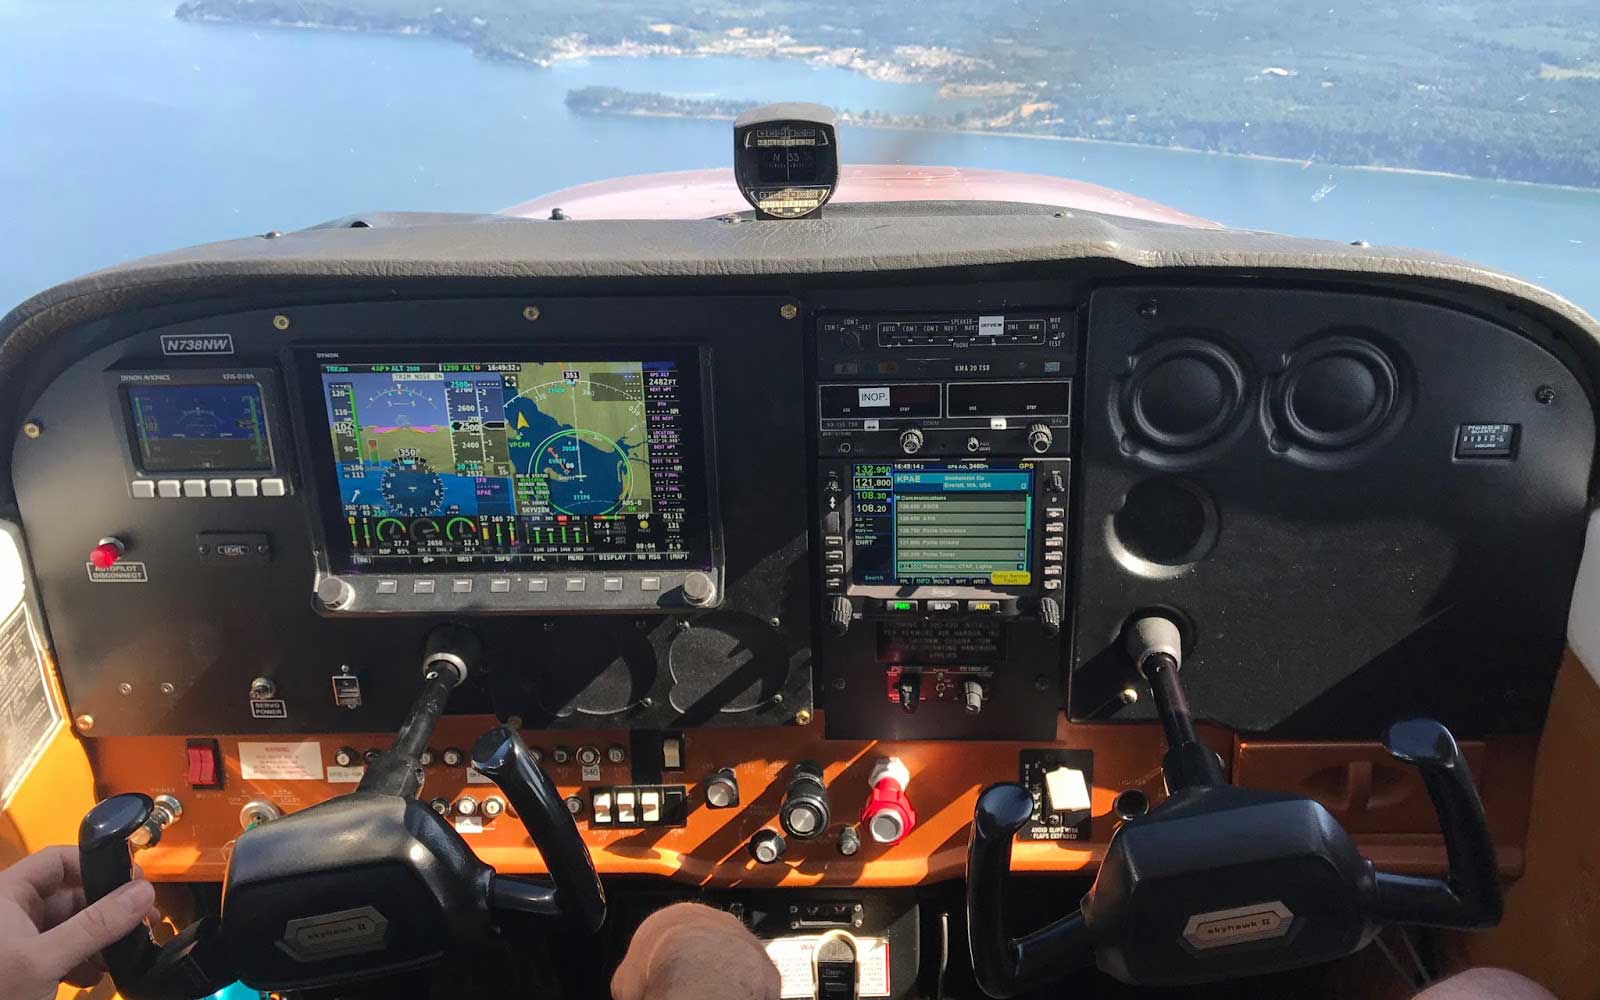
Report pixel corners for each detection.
[860,757,916,845]
[89,537,125,569]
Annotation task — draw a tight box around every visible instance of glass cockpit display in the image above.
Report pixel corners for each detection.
[124,382,273,472]
[310,348,713,572]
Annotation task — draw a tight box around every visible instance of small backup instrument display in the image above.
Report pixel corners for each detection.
[306,347,715,573]
[124,382,273,472]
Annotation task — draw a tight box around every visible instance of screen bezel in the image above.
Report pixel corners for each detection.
[293,344,719,577]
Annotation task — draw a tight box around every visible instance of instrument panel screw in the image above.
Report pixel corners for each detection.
[271,314,291,331]
[780,304,799,321]
[1137,300,1159,319]
[75,714,94,732]
[21,421,41,439]
[831,678,846,691]
[1033,674,1050,691]
[794,708,813,726]
[1119,686,1141,705]
[522,305,541,322]
[1536,385,1557,405]
[640,696,655,708]
[160,682,175,696]
[118,683,133,696]
[769,617,782,629]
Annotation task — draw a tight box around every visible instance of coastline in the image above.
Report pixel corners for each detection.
[173,8,1600,195]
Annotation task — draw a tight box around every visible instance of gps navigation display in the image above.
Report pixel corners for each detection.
[310,348,713,572]
[850,462,1034,587]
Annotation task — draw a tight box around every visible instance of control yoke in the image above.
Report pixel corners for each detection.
[966,615,1502,995]
[77,625,606,1000]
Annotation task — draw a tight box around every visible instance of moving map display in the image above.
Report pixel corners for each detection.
[314,350,710,571]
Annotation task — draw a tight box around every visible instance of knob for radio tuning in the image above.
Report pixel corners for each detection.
[829,596,854,637]
[682,570,717,607]
[1026,423,1053,454]
[1039,597,1063,637]
[316,576,354,609]
[780,761,831,839]
[749,829,787,864]
[899,427,925,455]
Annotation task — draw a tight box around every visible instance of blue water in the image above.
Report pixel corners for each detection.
[4,0,1600,316]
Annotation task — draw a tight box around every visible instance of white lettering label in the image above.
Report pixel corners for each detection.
[466,767,494,785]
[239,741,324,781]
[858,387,892,408]
[326,765,365,784]
[978,315,1006,336]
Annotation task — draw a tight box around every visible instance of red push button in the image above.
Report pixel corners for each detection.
[185,739,222,789]
[89,539,124,569]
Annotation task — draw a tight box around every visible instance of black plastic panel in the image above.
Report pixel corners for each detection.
[1071,285,1594,736]
[12,296,812,736]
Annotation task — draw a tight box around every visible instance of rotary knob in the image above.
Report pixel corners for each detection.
[682,571,717,607]
[899,427,925,455]
[749,829,787,865]
[1027,423,1054,454]
[829,596,854,637]
[316,576,354,609]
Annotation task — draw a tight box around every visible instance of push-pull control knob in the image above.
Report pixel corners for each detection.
[829,596,854,637]
[899,427,925,455]
[861,757,916,845]
[705,768,740,809]
[780,761,830,839]
[749,829,787,864]
[89,537,125,570]
[1027,423,1054,454]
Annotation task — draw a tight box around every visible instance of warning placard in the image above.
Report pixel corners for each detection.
[0,604,60,807]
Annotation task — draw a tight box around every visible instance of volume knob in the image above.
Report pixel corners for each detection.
[899,427,925,455]
[749,829,787,864]
[682,571,717,607]
[829,596,854,637]
[1027,423,1054,454]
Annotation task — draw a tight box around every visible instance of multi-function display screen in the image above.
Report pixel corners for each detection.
[309,349,713,573]
[851,462,1033,587]
[124,383,273,472]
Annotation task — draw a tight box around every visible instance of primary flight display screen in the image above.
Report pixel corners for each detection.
[851,462,1033,587]
[124,382,273,472]
[308,348,714,572]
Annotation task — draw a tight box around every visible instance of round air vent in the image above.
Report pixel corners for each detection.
[1106,476,1219,578]
[1115,338,1248,459]
[1270,336,1400,452]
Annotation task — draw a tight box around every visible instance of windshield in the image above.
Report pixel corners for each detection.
[4,0,1599,314]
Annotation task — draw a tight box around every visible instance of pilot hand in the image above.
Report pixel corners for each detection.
[0,845,159,1000]
[613,901,781,1000]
